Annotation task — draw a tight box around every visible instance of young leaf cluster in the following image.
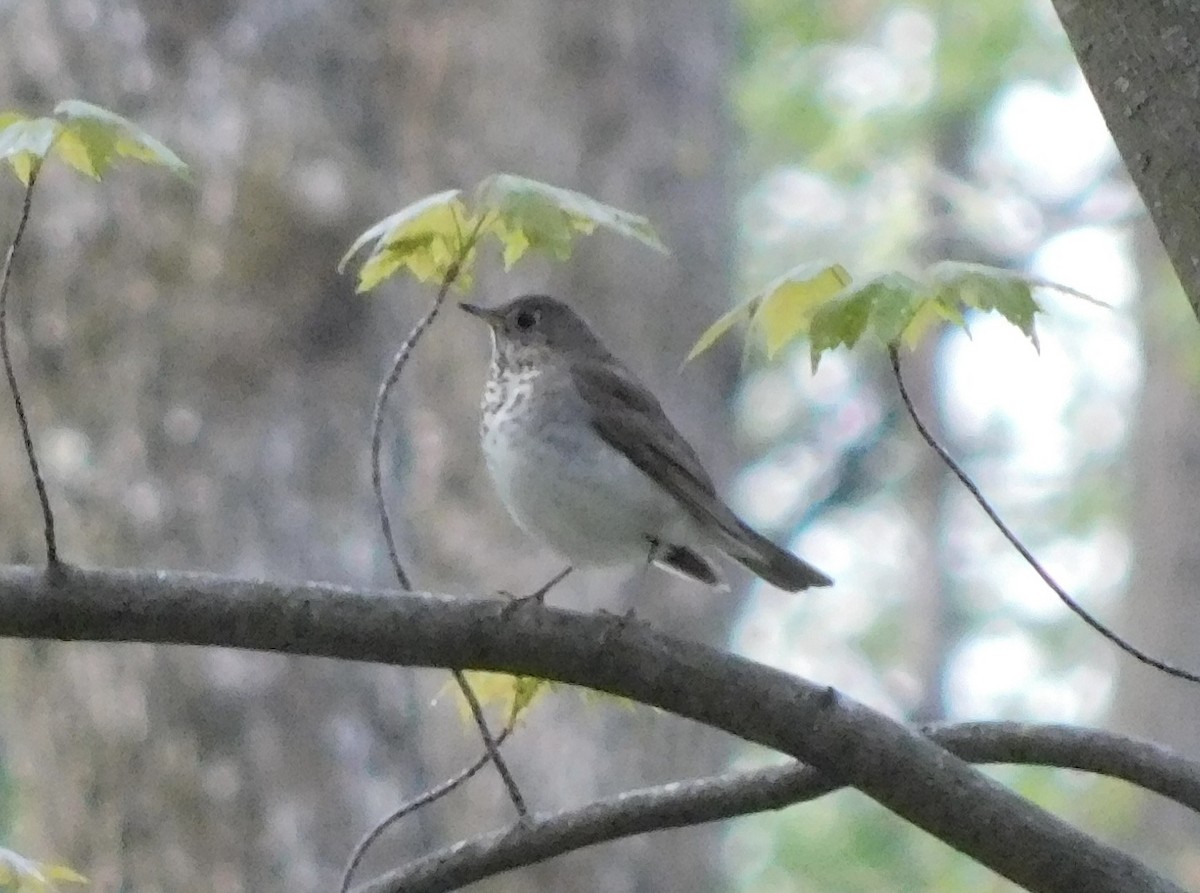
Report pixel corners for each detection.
[686,259,1097,369]
[0,100,187,184]
[339,173,667,293]
[685,261,852,363]
[455,670,552,721]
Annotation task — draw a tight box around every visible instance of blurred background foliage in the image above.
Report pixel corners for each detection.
[0,0,1195,891]
[728,0,1194,889]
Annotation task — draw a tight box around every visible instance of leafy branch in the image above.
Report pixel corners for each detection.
[689,258,1200,686]
[0,100,186,185]
[337,173,665,294]
[689,258,1065,370]
[0,165,55,565]
[354,207,529,837]
[0,101,187,568]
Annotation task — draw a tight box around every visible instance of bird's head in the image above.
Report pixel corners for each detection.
[460,295,603,364]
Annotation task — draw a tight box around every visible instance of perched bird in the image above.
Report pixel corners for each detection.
[460,295,832,593]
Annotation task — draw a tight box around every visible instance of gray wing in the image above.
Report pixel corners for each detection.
[572,357,834,591]
[570,358,737,529]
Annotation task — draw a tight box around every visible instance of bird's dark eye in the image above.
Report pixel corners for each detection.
[514,308,540,330]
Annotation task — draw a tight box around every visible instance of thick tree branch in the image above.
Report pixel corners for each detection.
[0,564,1181,893]
[1054,0,1200,318]
[360,721,1200,893]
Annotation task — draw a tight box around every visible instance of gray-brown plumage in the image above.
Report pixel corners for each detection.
[461,294,832,592]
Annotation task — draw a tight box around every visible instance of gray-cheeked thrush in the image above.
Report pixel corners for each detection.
[460,295,833,592]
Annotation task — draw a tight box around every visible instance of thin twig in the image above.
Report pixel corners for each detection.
[889,344,1200,685]
[370,289,448,591]
[367,212,527,817]
[451,666,527,812]
[339,705,522,893]
[0,165,58,567]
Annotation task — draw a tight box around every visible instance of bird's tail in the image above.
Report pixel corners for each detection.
[651,543,730,590]
[714,518,833,592]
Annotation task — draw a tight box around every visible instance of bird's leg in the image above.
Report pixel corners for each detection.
[597,552,654,636]
[502,565,573,617]
[529,565,573,601]
[644,537,659,570]
[603,539,663,626]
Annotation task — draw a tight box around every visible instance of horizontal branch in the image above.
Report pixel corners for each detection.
[0,564,1181,893]
[928,721,1200,812]
[364,721,1200,893]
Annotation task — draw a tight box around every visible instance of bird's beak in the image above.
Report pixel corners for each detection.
[459,302,503,326]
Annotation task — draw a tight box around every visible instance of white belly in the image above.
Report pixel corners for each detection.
[483,411,688,565]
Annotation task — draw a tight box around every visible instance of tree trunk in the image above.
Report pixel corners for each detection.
[1054,0,1200,319]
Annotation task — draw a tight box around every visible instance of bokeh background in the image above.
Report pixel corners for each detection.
[0,1,1195,891]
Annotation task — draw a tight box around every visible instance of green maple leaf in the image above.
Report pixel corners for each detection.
[477,173,666,268]
[0,100,187,185]
[52,100,188,180]
[927,260,1040,348]
[339,190,475,292]
[685,261,852,363]
[0,115,57,184]
[340,175,668,292]
[455,671,552,721]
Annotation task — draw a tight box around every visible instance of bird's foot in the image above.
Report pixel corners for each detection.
[500,589,546,619]
[598,605,644,643]
[500,566,573,619]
